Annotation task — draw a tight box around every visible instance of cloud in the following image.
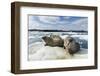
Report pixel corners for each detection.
[36,16,70,25]
[29,16,40,29]
[70,18,88,30]
[38,16,60,23]
[28,15,88,31]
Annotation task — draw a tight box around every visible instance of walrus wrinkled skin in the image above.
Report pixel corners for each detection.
[42,35,64,47]
[64,37,80,55]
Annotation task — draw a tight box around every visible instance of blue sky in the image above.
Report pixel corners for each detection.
[29,15,88,31]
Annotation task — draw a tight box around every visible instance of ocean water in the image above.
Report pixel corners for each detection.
[28,31,88,49]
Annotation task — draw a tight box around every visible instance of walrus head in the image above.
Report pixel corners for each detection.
[42,36,53,46]
[42,36,47,40]
[64,37,80,55]
[42,36,50,42]
[64,37,74,48]
[66,37,74,42]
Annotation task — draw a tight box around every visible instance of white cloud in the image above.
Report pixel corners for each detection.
[37,16,69,25]
[38,16,60,23]
[29,16,88,31]
[71,18,88,30]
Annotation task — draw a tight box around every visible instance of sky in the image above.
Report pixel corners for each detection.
[28,15,88,31]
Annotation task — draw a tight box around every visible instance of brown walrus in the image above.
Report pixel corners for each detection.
[42,35,64,47]
[64,37,80,55]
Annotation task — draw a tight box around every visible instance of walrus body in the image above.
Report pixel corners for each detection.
[42,35,63,47]
[64,37,80,55]
[42,35,80,55]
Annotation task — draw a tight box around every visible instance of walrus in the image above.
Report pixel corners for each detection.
[42,35,64,47]
[64,37,80,55]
